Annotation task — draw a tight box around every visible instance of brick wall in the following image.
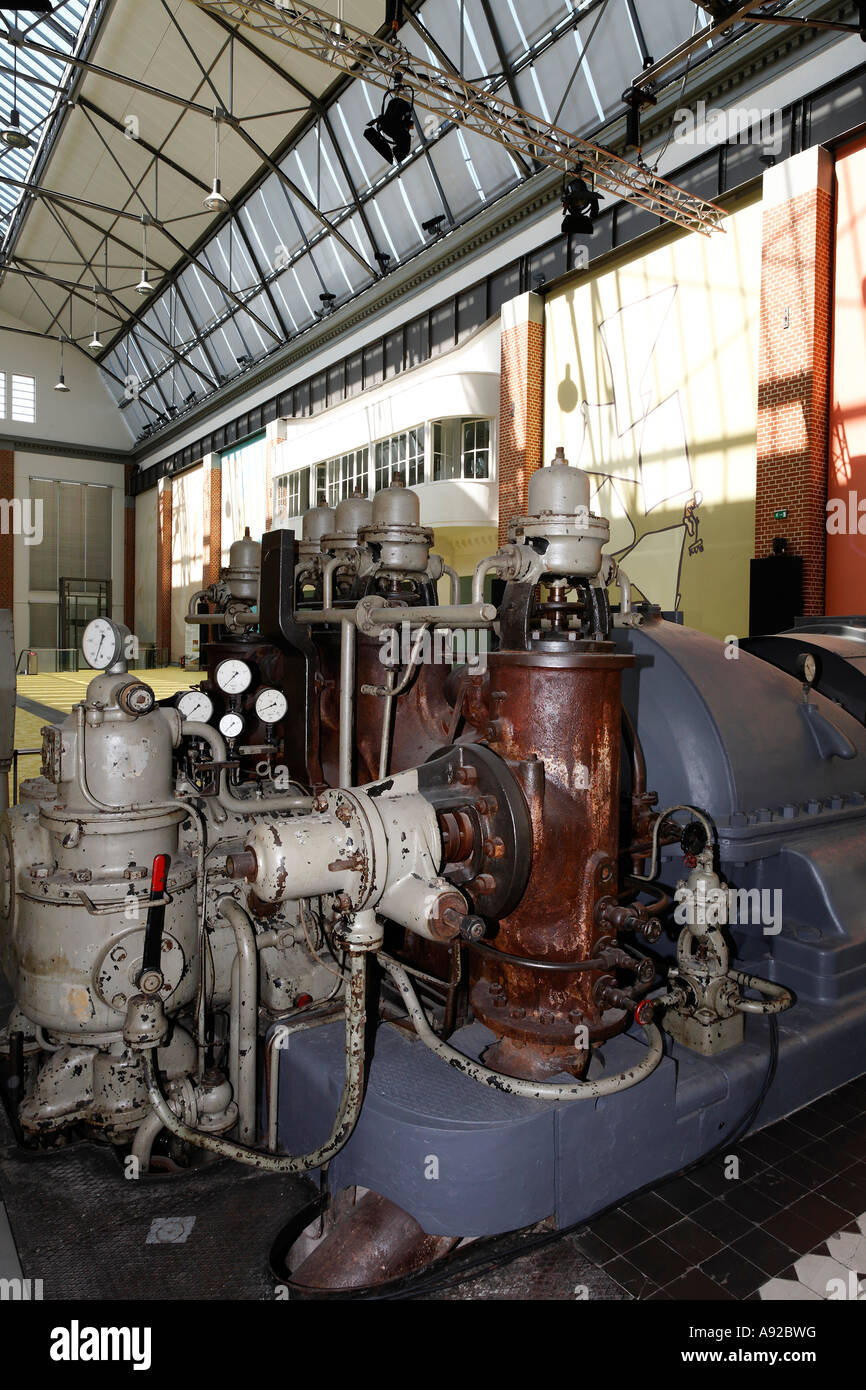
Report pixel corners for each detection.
[498,292,545,548]
[0,449,13,611]
[755,148,833,616]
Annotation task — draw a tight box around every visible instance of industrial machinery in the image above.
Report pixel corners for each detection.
[3,450,866,1294]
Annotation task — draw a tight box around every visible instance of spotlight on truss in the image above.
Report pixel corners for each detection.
[561,175,601,237]
[364,87,414,165]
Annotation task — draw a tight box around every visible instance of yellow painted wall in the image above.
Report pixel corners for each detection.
[171,465,203,664]
[544,197,761,638]
[134,487,157,647]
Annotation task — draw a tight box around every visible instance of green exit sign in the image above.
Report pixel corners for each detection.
[774,508,788,519]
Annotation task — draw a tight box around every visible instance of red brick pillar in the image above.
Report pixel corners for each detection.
[498,292,544,548]
[156,474,172,662]
[755,146,833,615]
[0,449,14,612]
[201,452,221,589]
[123,463,135,634]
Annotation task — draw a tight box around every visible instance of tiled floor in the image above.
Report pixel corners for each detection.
[575,1075,866,1300]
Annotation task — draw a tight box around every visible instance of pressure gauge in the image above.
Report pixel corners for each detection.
[797,652,818,686]
[215,659,252,695]
[219,712,244,740]
[254,688,288,725]
[82,617,126,671]
[176,689,215,723]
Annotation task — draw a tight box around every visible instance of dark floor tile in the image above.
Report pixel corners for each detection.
[694,1198,753,1245]
[746,1165,808,1208]
[741,1130,790,1166]
[701,1246,767,1298]
[798,1137,846,1173]
[731,1227,796,1277]
[655,1175,711,1217]
[662,1217,724,1265]
[811,1093,863,1124]
[787,1107,842,1140]
[762,1209,835,1257]
[618,1190,681,1235]
[646,1287,673,1300]
[830,1129,866,1164]
[774,1150,836,1188]
[627,1236,685,1287]
[816,1169,866,1216]
[586,1209,649,1257]
[724,1181,781,1224]
[665,1268,735,1300]
[574,1231,618,1265]
[766,1117,814,1152]
[689,1161,736,1199]
[604,1256,659,1300]
[786,1193,851,1243]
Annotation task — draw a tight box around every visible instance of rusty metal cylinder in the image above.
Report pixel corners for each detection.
[470,647,634,1080]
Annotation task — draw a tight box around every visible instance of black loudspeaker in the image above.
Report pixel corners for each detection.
[749,553,804,635]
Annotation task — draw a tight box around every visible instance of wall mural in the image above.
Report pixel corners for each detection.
[545,199,761,640]
[566,284,702,614]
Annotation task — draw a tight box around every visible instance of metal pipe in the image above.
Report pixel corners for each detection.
[217,896,258,1143]
[442,564,460,605]
[139,951,368,1171]
[381,956,664,1101]
[266,1005,346,1152]
[472,554,506,605]
[181,721,310,812]
[321,555,341,608]
[339,617,355,788]
[631,804,715,882]
[728,968,793,1015]
[131,1108,165,1171]
[294,601,496,629]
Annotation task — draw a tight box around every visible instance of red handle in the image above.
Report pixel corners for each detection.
[151,853,169,895]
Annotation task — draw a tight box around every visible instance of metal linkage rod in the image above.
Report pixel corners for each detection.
[190,0,727,235]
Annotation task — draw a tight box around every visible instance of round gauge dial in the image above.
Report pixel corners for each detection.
[215,659,252,695]
[176,689,215,723]
[254,688,288,724]
[82,617,124,671]
[798,653,817,685]
[219,712,244,739]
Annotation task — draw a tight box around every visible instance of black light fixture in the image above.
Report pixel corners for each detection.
[374,250,392,270]
[54,336,70,393]
[561,173,601,237]
[317,291,336,317]
[2,48,32,151]
[184,390,197,405]
[204,111,228,213]
[364,83,414,165]
[422,214,446,237]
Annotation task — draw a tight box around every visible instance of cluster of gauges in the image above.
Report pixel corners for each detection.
[176,658,288,742]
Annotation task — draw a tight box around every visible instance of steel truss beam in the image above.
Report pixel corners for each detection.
[190,0,727,234]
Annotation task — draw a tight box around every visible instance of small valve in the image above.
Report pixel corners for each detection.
[680,821,708,858]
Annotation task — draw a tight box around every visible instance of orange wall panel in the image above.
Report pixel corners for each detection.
[826,135,866,613]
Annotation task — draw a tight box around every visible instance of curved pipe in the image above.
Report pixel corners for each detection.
[472,553,506,606]
[181,721,310,812]
[631,804,715,883]
[381,957,664,1102]
[131,1108,165,1171]
[217,896,258,1142]
[442,564,460,605]
[728,968,793,1015]
[139,951,368,1171]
